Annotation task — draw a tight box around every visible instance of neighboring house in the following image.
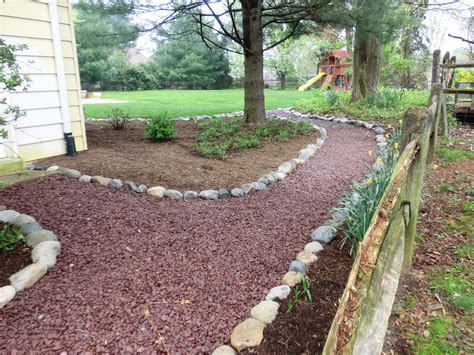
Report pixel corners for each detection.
[126,48,149,65]
[0,0,87,168]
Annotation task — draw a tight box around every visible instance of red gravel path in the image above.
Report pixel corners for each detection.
[0,120,376,353]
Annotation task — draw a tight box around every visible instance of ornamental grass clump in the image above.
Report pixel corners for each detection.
[334,125,401,256]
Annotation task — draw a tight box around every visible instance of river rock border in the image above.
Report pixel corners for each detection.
[40,113,331,201]
[0,205,61,309]
[211,110,389,354]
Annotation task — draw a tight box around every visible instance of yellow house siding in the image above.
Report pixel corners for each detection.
[0,0,87,161]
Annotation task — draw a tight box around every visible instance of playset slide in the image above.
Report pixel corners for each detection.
[298,72,326,91]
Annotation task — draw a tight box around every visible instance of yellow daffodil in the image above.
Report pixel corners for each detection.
[388,124,392,129]
[385,133,390,138]
[376,157,383,164]
[368,150,373,157]
[394,142,399,149]
[433,163,439,170]
[366,177,373,185]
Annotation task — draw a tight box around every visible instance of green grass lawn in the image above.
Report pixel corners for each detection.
[84,89,314,119]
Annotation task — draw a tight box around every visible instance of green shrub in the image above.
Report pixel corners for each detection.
[195,117,314,159]
[326,89,343,107]
[360,87,406,109]
[0,224,24,252]
[145,113,176,141]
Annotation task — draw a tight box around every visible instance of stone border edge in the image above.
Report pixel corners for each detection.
[0,207,61,309]
[36,112,330,201]
[211,110,389,353]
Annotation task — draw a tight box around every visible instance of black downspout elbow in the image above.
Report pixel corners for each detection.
[64,132,77,157]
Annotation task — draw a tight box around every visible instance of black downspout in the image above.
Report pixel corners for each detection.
[64,132,77,157]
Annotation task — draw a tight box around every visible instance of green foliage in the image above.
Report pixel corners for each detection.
[439,183,455,192]
[0,224,24,252]
[73,0,139,89]
[152,17,231,90]
[408,316,461,354]
[430,264,474,313]
[0,39,29,138]
[145,114,176,141]
[360,88,406,109]
[196,117,313,159]
[109,108,129,130]
[84,89,314,120]
[297,89,427,121]
[326,90,344,107]
[435,147,474,163]
[287,273,313,313]
[334,127,401,256]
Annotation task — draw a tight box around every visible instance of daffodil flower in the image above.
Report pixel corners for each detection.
[368,150,373,156]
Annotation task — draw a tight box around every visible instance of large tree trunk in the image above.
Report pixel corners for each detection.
[279,74,286,90]
[242,0,266,124]
[351,26,382,102]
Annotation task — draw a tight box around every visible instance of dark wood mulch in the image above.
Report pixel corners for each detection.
[249,240,352,354]
[38,120,319,191]
[0,223,32,286]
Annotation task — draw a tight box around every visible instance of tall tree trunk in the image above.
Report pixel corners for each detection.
[242,0,266,124]
[280,74,286,90]
[351,26,382,102]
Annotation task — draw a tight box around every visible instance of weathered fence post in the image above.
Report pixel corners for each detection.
[400,106,433,272]
[427,84,442,166]
[431,49,441,84]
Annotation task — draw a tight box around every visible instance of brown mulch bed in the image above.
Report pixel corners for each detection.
[249,239,352,354]
[38,120,319,191]
[0,223,32,286]
[0,119,376,353]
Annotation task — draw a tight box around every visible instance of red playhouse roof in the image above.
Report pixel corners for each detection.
[321,50,350,62]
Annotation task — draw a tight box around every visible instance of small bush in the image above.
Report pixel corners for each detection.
[145,113,176,141]
[326,89,343,107]
[360,88,406,109]
[109,108,129,130]
[0,224,24,252]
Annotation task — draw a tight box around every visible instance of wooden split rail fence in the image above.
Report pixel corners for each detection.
[322,83,443,354]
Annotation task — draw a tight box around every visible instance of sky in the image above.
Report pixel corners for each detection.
[134,0,473,58]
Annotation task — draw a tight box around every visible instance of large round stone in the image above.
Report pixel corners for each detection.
[10,264,48,292]
[278,161,293,175]
[183,191,199,200]
[230,318,265,351]
[230,188,245,197]
[108,179,123,189]
[9,214,35,226]
[58,167,81,179]
[136,184,148,193]
[218,188,230,199]
[199,190,219,200]
[265,285,291,301]
[91,176,111,187]
[164,189,183,199]
[250,300,279,324]
[26,230,58,248]
[304,241,324,253]
[0,285,16,308]
[212,345,236,355]
[296,251,318,266]
[282,271,302,287]
[124,181,138,192]
[79,175,92,183]
[20,222,43,236]
[32,240,61,268]
[147,186,166,198]
[252,182,267,192]
[241,184,253,194]
[289,260,307,275]
[311,225,337,244]
[0,210,20,223]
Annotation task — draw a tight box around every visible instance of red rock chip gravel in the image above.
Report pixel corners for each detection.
[0,121,375,353]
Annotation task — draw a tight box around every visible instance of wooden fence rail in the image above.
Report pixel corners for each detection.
[322,83,442,355]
